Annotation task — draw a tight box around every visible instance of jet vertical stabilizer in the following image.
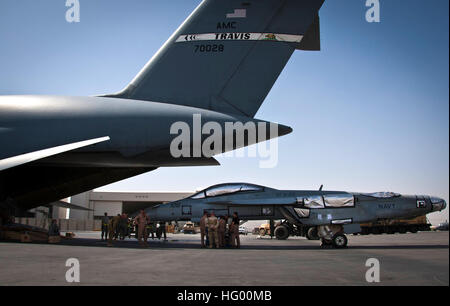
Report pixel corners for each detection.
[105,0,325,118]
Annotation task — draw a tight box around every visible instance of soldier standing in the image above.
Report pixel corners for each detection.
[160,222,167,241]
[114,214,121,240]
[218,216,226,248]
[207,211,219,249]
[119,213,128,240]
[134,210,150,246]
[231,212,241,248]
[225,215,231,247]
[101,212,109,241]
[199,211,208,248]
[107,214,120,247]
[127,218,133,239]
[145,221,153,241]
[48,219,60,237]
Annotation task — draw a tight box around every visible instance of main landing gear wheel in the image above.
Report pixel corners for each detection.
[274,225,289,240]
[306,227,320,240]
[332,233,348,249]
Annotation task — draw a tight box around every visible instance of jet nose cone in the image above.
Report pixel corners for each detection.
[430,197,447,212]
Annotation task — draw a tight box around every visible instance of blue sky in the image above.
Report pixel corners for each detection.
[0,0,448,224]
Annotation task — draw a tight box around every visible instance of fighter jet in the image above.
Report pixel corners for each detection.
[0,0,325,220]
[145,182,447,248]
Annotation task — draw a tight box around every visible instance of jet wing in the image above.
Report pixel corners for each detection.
[0,136,110,171]
[47,200,93,211]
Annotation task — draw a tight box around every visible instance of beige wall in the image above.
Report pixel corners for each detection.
[70,192,92,220]
[93,201,122,217]
[15,218,102,231]
[68,191,193,220]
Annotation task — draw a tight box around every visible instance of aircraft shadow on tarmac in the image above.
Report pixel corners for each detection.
[1,238,448,251]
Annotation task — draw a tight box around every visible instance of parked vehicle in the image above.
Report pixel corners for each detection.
[431,221,449,231]
[358,216,431,235]
[258,223,271,236]
[182,222,196,234]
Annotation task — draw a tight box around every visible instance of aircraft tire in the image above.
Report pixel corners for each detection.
[332,233,348,249]
[274,225,289,240]
[306,227,320,240]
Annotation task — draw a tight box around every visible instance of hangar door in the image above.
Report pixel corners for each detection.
[94,201,122,217]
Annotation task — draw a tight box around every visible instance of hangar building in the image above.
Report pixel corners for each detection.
[70,190,193,220]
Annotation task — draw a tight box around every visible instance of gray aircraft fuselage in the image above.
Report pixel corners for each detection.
[0,96,290,211]
[0,95,289,167]
[145,183,447,227]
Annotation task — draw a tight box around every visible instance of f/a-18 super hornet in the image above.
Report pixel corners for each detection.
[0,0,325,221]
[145,183,447,248]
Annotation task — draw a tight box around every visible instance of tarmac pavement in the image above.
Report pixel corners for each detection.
[0,231,448,286]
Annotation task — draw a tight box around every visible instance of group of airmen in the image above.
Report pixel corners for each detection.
[101,210,166,247]
[200,211,241,249]
[100,210,242,248]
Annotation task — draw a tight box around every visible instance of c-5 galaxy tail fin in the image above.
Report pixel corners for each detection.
[106,0,324,118]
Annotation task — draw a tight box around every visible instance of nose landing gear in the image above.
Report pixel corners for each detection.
[317,225,348,249]
[331,233,348,248]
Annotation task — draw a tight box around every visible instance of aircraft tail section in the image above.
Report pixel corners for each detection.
[107,0,324,118]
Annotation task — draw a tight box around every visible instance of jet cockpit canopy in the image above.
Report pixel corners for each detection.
[191,183,264,199]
